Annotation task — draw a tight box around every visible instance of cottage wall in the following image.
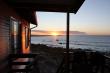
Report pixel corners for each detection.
[0,1,31,72]
[21,20,30,54]
[0,17,10,72]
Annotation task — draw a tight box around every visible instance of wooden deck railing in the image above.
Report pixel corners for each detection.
[56,51,110,73]
[104,55,110,72]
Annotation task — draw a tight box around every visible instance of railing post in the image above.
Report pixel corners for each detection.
[66,12,70,73]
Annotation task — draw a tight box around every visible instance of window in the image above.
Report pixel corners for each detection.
[11,18,20,54]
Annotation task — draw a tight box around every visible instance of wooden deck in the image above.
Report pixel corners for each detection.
[8,54,40,73]
[7,51,110,73]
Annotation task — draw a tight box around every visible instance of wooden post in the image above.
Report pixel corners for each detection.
[66,12,70,73]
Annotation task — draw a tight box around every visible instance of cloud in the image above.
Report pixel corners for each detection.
[31,30,87,35]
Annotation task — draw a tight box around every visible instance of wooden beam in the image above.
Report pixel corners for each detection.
[66,12,70,73]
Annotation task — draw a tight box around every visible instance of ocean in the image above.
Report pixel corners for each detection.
[31,35,110,52]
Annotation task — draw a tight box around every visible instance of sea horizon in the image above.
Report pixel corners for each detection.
[31,35,110,52]
[31,34,110,37]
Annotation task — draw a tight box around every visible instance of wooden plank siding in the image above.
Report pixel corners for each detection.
[0,16,10,73]
[0,17,31,72]
[0,1,33,73]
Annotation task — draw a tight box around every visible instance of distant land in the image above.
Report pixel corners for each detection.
[31,30,87,36]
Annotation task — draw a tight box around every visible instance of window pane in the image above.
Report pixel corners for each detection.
[11,19,19,54]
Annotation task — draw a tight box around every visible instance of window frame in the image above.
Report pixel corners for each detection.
[25,26,30,49]
[10,17,21,54]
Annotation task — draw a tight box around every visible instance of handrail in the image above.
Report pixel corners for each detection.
[104,55,110,59]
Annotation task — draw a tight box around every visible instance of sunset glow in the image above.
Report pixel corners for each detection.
[50,32,59,36]
[31,0,110,35]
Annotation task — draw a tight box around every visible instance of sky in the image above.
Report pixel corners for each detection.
[31,0,110,35]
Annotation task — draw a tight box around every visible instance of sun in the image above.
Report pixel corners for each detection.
[50,32,59,36]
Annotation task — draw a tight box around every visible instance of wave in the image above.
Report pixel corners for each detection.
[32,39,110,47]
[31,35,110,52]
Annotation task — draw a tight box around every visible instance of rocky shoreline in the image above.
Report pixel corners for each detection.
[31,44,65,73]
[31,44,110,73]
